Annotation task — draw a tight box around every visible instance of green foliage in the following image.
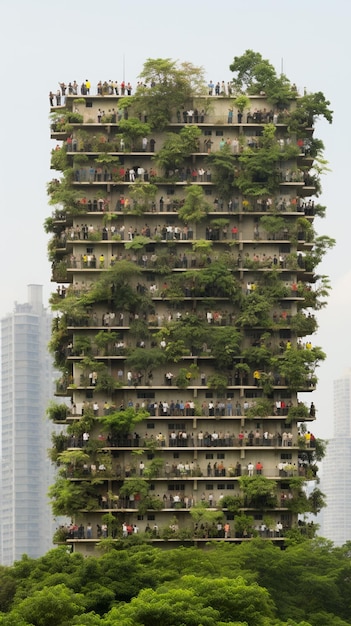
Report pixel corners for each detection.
[236,291,272,327]
[260,215,287,236]
[287,403,309,422]
[273,346,325,391]
[125,347,166,375]
[206,145,238,200]
[100,407,149,437]
[233,94,250,113]
[229,49,296,107]
[288,92,333,131]
[51,147,69,172]
[237,124,283,196]
[48,478,99,516]
[207,373,228,394]
[131,58,206,129]
[127,182,158,214]
[209,326,242,369]
[290,312,318,337]
[240,475,277,508]
[46,402,68,422]
[155,125,202,172]
[246,398,273,418]
[118,117,151,149]
[2,540,351,624]
[178,185,210,223]
[14,583,85,626]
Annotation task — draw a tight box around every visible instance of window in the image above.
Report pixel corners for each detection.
[205,453,214,460]
[168,484,185,491]
[226,484,235,490]
[217,483,225,490]
[173,452,179,459]
[168,423,185,430]
[280,453,292,460]
[215,130,224,136]
[147,423,155,429]
[85,101,93,108]
[147,514,155,520]
[245,390,260,399]
[137,515,144,521]
[137,391,155,398]
[226,513,234,520]
[216,453,225,459]
[206,483,214,490]
[204,130,212,136]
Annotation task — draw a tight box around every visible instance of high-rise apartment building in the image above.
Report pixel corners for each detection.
[47,61,331,555]
[1,285,57,564]
[320,372,351,545]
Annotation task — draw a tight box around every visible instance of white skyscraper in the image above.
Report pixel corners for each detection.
[320,371,351,545]
[0,285,57,564]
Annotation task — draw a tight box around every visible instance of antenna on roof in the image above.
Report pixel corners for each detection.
[123,54,125,83]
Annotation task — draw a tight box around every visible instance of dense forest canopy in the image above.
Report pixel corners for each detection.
[0,540,350,625]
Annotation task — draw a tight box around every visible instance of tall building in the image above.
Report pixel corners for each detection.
[1,285,57,564]
[47,62,331,555]
[320,372,351,545]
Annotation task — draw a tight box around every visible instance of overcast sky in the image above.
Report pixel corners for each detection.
[0,0,349,438]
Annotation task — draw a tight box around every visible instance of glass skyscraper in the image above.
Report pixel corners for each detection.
[0,285,57,564]
[320,371,351,545]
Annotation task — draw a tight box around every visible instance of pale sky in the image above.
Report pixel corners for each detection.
[0,0,349,439]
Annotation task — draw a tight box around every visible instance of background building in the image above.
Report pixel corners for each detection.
[0,284,57,564]
[320,371,351,545]
[46,64,330,553]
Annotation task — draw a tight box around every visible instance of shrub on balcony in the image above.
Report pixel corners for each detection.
[47,402,68,422]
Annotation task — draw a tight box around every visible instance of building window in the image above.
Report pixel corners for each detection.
[168,484,185,491]
[205,453,214,460]
[147,423,155,429]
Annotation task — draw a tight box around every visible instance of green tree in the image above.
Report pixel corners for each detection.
[14,583,85,626]
[240,475,277,508]
[100,407,149,439]
[178,185,210,223]
[127,58,206,129]
[118,118,151,150]
[155,125,202,173]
